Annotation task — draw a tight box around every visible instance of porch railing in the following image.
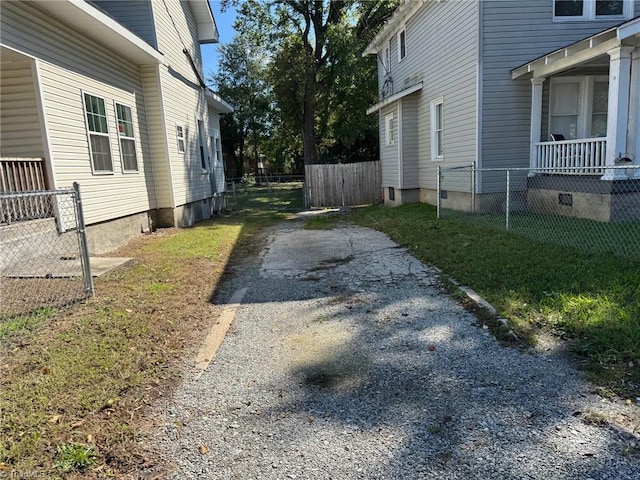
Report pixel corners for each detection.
[0,157,52,223]
[533,137,606,175]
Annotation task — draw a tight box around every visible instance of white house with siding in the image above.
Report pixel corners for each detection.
[0,0,232,253]
[364,0,640,221]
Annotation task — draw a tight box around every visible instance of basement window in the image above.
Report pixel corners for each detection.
[558,193,573,206]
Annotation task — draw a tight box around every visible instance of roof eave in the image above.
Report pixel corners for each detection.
[363,0,426,57]
[512,16,640,79]
[207,90,234,113]
[34,0,164,65]
[189,0,219,44]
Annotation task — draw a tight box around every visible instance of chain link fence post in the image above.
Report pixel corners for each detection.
[73,182,93,296]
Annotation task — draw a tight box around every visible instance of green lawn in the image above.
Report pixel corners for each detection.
[442,208,640,261]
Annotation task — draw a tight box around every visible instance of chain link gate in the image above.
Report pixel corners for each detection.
[1,182,93,320]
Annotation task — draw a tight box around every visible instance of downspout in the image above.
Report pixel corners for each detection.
[475,0,483,195]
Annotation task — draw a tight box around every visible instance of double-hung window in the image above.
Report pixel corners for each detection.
[549,76,608,140]
[83,92,113,173]
[383,42,391,73]
[197,120,207,170]
[553,1,632,21]
[115,103,138,172]
[176,125,186,154]
[385,112,396,146]
[431,98,444,161]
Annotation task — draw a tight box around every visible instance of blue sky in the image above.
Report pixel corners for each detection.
[202,1,237,83]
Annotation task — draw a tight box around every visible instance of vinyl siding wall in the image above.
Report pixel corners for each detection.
[0,1,155,224]
[480,0,640,192]
[151,0,212,207]
[380,105,399,187]
[90,1,157,47]
[375,0,479,193]
[0,60,43,158]
[401,93,419,188]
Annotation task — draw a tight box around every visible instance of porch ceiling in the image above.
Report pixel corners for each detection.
[512,16,640,80]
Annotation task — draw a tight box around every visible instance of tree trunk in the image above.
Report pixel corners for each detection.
[301,68,318,165]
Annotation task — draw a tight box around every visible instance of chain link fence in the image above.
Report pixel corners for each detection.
[1,183,93,320]
[438,165,640,260]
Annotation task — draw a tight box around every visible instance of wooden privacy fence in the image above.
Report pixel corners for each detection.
[305,161,381,208]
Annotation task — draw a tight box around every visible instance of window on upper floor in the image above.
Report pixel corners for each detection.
[115,103,138,172]
[83,92,113,174]
[553,0,632,21]
[431,98,444,161]
[398,29,406,61]
[383,42,391,74]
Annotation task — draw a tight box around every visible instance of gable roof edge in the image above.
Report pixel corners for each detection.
[363,0,427,56]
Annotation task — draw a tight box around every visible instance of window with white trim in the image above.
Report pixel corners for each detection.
[549,76,608,139]
[431,98,444,160]
[176,125,186,154]
[383,42,391,73]
[385,112,396,146]
[115,103,138,172]
[83,92,113,173]
[197,119,207,170]
[553,0,632,21]
[398,29,406,61]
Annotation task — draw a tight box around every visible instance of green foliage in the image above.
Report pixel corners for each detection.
[216,0,400,168]
[54,443,97,472]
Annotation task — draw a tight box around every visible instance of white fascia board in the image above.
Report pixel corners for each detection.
[366,82,423,114]
[34,0,163,65]
[617,16,640,41]
[207,90,234,113]
[363,0,426,56]
[512,27,619,79]
[189,0,219,44]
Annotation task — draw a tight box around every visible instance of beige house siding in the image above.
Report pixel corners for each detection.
[141,64,173,208]
[1,1,155,225]
[0,60,43,158]
[151,0,212,207]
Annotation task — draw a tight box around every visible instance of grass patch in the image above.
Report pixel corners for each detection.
[0,307,56,339]
[54,443,97,473]
[304,215,339,230]
[347,203,640,397]
[0,184,304,477]
[233,181,304,214]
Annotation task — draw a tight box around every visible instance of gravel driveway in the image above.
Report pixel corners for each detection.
[147,219,639,479]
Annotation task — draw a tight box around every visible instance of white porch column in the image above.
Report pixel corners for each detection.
[529,77,545,176]
[601,46,634,181]
[629,47,640,179]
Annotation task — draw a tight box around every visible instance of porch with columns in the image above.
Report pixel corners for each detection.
[513,18,640,180]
